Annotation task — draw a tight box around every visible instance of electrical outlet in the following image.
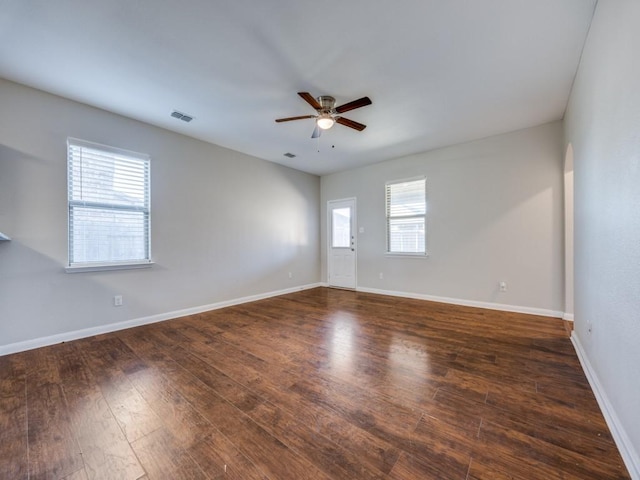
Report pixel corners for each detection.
[379,272,384,279]
[499,281,507,292]
[113,295,123,307]
[288,272,293,279]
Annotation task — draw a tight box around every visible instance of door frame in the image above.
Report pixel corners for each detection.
[327,197,357,289]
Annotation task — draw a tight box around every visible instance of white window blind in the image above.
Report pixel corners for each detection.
[67,138,151,268]
[386,177,426,254]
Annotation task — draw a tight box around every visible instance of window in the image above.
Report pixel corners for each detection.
[386,177,426,254]
[332,207,351,248]
[67,138,151,271]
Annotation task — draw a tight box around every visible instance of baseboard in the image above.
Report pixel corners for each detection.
[355,286,564,318]
[563,313,575,321]
[571,333,640,479]
[0,282,323,357]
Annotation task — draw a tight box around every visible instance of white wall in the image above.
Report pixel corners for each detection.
[321,122,565,315]
[564,0,640,475]
[0,79,320,352]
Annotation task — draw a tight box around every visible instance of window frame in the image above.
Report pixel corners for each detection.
[66,138,153,273]
[385,176,427,257]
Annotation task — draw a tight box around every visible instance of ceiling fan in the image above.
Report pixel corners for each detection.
[276,92,372,138]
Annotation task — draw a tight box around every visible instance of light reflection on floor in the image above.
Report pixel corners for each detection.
[324,311,431,393]
[387,336,430,390]
[327,312,355,375]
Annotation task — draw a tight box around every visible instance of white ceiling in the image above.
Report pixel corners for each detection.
[0,0,596,176]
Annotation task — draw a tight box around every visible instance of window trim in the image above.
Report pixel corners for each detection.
[66,138,152,273]
[65,261,153,274]
[385,176,427,257]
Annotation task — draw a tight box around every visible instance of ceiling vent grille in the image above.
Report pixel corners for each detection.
[171,110,194,122]
[283,152,296,158]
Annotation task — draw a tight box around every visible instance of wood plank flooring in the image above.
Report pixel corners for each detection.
[0,288,631,479]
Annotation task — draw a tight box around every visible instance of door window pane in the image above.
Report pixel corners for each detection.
[332,207,351,248]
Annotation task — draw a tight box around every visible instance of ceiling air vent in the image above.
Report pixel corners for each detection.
[283,152,296,158]
[171,110,194,122]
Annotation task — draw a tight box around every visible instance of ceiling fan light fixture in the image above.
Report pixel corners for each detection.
[316,114,335,130]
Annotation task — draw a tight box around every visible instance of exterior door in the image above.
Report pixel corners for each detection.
[328,198,356,289]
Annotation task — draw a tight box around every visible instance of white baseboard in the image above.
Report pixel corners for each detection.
[571,333,640,479]
[563,313,575,321]
[0,283,323,357]
[355,286,565,318]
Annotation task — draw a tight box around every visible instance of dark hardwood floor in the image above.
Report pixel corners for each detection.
[0,288,631,479]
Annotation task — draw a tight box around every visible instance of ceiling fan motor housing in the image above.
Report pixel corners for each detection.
[318,96,336,112]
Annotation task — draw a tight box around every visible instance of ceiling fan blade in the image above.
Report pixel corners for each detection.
[335,96,372,114]
[311,124,321,138]
[298,92,321,110]
[275,115,316,123]
[336,117,367,131]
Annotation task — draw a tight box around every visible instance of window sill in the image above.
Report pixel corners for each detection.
[385,252,429,258]
[65,261,154,273]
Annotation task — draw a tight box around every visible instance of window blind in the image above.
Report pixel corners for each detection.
[67,138,151,267]
[386,178,426,254]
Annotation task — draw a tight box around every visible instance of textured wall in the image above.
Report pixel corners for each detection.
[564,0,640,471]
